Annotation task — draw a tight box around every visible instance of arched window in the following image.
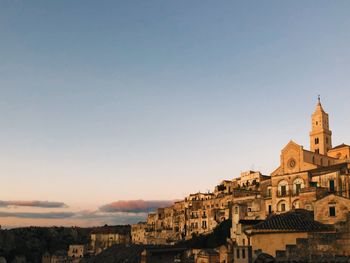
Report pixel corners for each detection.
[278,180,289,197]
[293,178,304,195]
[315,138,319,144]
[277,200,287,212]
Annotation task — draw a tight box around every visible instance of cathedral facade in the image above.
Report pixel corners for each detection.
[269,98,350,215]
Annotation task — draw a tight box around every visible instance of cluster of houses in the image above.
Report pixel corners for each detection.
[41,225,131,263]
[132,99,350,262]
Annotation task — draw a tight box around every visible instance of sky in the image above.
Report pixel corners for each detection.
[0,0,350,228]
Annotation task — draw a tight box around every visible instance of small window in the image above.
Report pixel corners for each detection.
[329,180,335,192]
[236,248,240,259]
[268,205,272,214]
[242,248,246,258]
[315,138,319,145]
[281,203,286,212]
[267,188,272,197]
[329,206,336,217]
[315,149,320,154]
[281,185,287,196]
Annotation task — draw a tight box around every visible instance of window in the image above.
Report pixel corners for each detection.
[268,205,272,214]
[234,206,238,214]
[267,187,272,197]
[329,180,335,192]
[315,138,319,144]
[242,248,246,258]
[281,203,286,211]
[315,149,320,154]
[236,248,240,259]
[278,200,287,212]
[281,185,286,196]
[329,206,336,217]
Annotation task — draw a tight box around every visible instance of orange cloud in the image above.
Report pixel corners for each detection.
[99,200,175,213]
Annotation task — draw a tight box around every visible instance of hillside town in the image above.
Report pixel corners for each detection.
[130,98,350,262]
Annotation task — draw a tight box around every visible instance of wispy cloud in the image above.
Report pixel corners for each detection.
[0,211,74,219]
[0,200,67,208]
[99,200,175,213]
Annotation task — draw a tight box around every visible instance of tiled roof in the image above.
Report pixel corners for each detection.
[252,209,333,232]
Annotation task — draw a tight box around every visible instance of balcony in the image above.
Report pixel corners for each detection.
[277,189,290,197]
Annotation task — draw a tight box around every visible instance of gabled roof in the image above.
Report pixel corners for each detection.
[251,209,333,233]
[315,193,350,203]
[331,143,350,150]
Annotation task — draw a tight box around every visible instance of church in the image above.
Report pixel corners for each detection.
[268,97,350,215]
[230,98,350,258]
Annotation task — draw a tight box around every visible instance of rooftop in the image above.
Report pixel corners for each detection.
[251,209,333,233]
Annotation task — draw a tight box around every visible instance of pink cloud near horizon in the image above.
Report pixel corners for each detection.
[99,200,176,213]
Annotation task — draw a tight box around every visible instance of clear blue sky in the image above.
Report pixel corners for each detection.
[0,0,350,227]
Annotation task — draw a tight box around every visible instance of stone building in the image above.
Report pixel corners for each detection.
[90,225,131,254]
[195,249,219,263]
[245,209,334,257]
[67,245,85,259]
[131,222,147,244]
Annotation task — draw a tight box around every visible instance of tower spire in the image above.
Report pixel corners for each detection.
[310,98,332,155]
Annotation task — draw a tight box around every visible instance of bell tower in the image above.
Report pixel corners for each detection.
[309,96,332,155]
